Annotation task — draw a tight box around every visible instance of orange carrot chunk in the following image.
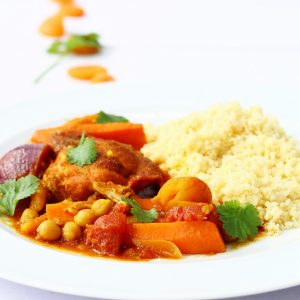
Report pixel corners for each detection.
[129,221,226,254]
[31,123,146,151]
[39,15,64,37]
[46,201,74,225]
[134,197,155,210]
[31,128,56,145]
[70,123,146,150]
[20,214,48,236]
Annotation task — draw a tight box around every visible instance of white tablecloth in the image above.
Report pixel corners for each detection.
[1,0,300,299]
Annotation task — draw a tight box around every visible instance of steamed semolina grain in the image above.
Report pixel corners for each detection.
[142,102,300,235]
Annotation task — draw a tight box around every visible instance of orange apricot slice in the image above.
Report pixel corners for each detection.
[52,0,73,4]
[90,72,114,83]
[153,177,212,209]
[68,65,107,80]
[60,5,85,17]
[39,15,64,37]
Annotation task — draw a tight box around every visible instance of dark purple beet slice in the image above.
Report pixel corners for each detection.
[0,144,53,183]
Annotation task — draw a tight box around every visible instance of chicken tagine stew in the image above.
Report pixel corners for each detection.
[0,111,261,260]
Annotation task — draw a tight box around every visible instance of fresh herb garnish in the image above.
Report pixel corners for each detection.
[34,33,101,84]
[48,33,100,55]
[217,200,261,241]
[121,197,158,223]
[0,175,40,216]
[66,134,97,167]
[96,111,129,123]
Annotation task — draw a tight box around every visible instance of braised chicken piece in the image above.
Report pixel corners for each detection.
[42,136,167,201]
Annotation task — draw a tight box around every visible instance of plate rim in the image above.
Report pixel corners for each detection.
[1,84,300,300]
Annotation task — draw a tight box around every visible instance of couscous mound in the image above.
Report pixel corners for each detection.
[142,102,300,234]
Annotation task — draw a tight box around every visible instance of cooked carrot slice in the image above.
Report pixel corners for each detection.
[46,201,74,225]
[71,123,146,150]
[20,214,48,236]
[31,123,146,151]
[129,221,226,254]
[134,197,154,210]
[31,128,55,145]
[39,15,64,37]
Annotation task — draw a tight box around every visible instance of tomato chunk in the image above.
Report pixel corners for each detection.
[163,203,213,222]
[85,212,127,256]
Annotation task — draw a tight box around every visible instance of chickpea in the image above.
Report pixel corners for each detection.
[91,199,112,217]
[37,220,62,241]
[62,222,81,241]
[74,209,96,226]
[20,208,38,223]
[30,185,47,212]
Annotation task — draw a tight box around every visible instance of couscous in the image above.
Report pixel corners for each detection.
[142,102,300,234]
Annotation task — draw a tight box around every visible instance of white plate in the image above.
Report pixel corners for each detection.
[1,83,300,300]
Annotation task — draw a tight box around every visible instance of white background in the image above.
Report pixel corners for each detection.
[1,0,300,299]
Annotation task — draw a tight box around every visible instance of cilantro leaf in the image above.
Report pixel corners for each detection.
[15,175,40,199]
[67,134,97,167]
[0,175,40,216]
[47,33,100,55]
[131,207,159,223]
[121,197,158,223]
[217,200,261,241]
[96,111,129,123]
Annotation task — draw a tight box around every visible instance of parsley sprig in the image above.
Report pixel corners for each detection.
[121,197,159,223]
[0,175,40,216]
[96,111,129,124]
[67,134,97,167]
[217,200,261,241]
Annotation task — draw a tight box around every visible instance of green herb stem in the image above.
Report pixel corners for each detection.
[33,54,68,84]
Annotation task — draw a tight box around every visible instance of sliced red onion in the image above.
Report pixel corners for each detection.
[0,144,53,183]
